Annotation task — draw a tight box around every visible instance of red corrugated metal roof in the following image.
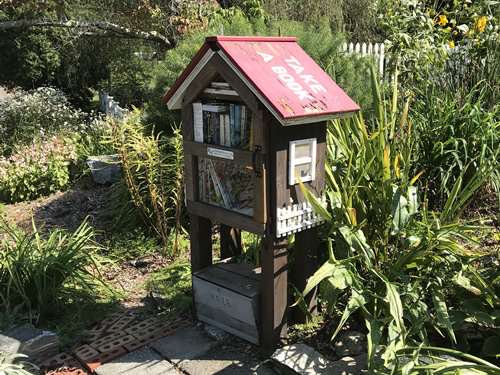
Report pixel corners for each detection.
[163,36,360,125]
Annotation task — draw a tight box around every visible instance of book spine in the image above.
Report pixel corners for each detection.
[193,103,203,143]
[224,114,230,147]
[234,105,242,149]
[220,114,226,147]
[229,104,235,148]
[240,106,246,149]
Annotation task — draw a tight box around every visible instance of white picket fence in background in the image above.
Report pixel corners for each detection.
[99,90,125,118]
[342,42,389,76]
[342,41,465,81]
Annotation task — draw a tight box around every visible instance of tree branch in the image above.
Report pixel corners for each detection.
[0,19,172,47]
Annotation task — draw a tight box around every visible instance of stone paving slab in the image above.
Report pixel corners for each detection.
[94,347,179,375]
[181,348,278,375]
[150,326,217,365]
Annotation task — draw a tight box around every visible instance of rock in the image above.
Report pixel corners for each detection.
[203,323,229,342]
[271,344,330,374]
[271,344,367,374]
[335,331,367,357]
[0,327,59,365]
[87,155,121,185]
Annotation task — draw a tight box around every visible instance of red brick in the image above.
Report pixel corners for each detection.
[74,345,100,363]
[40,352,75,371]
[131,320,172,339]
[152,320,192,339]
[107,315,135,333]
[124,317,159,335]
[99,311,127,327]
[83,346,128,372]
[96,334,135,353]
[122,332,162,352]
[44,362,88,375]
[89,330,127,349]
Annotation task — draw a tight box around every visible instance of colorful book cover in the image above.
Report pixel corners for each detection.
[234,105,242,148]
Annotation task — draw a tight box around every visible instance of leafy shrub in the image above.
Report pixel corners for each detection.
[0,137,77,203]
[0,218,106,326]
[297,66,499,370]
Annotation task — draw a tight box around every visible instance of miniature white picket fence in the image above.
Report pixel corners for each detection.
[276,198,328,238]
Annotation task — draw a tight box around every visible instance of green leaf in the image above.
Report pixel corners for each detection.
[407,186,418,215]
[392,187,410,234]
[430,283,456,344]
[332,289,369,340]
[385,281,404,333]
[338,226,375,265]
[483,336,500,358]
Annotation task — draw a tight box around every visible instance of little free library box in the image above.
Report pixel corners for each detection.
[162,36,359,354]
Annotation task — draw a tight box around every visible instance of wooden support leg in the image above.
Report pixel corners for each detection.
[261,235,288,356]
[293,227,318,324]
[190,214,212,273]
[220,225,242,261]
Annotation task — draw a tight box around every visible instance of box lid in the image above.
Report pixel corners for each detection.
[162,36,360,126]
[193,263,261,299]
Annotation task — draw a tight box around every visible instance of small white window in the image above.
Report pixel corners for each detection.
[289,138,316,185]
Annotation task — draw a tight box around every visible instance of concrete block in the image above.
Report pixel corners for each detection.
[89,331,127,349]
[181,348,277,375]
[150,326,216,365]
[84,346,128,372]
[94,347,178,375]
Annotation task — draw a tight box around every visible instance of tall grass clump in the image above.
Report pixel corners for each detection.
[297,64,500,372]
[0,218,106,328]
[409,40,500,210]
[111,108,185,257]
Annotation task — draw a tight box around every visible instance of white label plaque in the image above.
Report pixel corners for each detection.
[207,147,234,160]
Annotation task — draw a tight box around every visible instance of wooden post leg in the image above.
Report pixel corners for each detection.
[190,214,212,272]
[261,235,288,356]
[220,225,242,261]
[293,227,318,324]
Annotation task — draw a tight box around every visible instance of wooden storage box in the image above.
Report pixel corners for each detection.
[192,263,261,344]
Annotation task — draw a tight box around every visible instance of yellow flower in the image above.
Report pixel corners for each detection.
[463,3,467,7]
[453,30,458,35]
[446,26,452,31]
[448,40,455,49]
[467,30,473,37]
[477,16,487,33]
[437,14,448,26]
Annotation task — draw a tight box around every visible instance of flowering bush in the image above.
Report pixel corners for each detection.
[0,87,114,202]
[0,137,77,203]
[379,0,498,81]
[0,87,104,157]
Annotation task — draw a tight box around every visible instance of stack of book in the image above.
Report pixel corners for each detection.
[198,157,253,216]
[193,102,253,150]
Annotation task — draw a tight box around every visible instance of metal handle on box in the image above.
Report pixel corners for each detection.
[252,145,262,177]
